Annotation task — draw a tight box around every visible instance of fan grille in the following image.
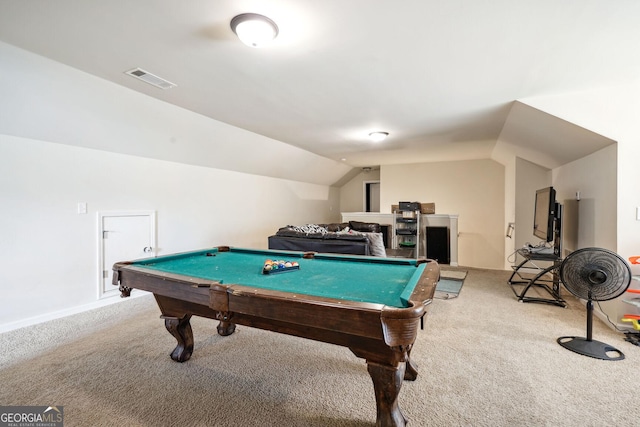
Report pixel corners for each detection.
[559,247,631,301]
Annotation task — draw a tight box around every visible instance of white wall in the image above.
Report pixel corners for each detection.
[380,159,505,269]
[506,146,616,268]
[0,135,338,331]
[514,158,552,250]
[552,144,617,251]
[339,169,381,213]
[0,41,346,332]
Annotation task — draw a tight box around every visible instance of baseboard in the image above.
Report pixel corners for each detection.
[0,290,148,334]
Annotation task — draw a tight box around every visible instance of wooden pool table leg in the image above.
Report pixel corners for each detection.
[161,314,193,363]
[367,361,408,427]
[404,347,418,381]
[215,312,236,336]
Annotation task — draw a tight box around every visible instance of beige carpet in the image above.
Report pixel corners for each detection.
[2,268,639,426]
[439,269,468,281]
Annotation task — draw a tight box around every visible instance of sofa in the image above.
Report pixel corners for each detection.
[268,221,387,257]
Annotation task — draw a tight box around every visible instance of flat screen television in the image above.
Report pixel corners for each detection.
[533,186,557,242]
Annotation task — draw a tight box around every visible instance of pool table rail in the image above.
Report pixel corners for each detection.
[112,262,218,305]
[210,282,434,348]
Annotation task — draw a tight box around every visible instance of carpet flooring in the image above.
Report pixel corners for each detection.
[2,267,640,426]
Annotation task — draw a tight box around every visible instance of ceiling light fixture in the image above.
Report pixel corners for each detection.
[368,131,389,142]
[230,13,279,48]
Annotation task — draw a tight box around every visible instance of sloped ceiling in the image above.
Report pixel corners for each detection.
[0,0,636,172]
[497,101,615,169]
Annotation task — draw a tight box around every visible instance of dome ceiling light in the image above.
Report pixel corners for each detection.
[368,132,389,142]
[230,13,279,48]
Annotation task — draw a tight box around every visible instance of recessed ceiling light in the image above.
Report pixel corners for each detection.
[230,13,279,48]
[368,132,389,142]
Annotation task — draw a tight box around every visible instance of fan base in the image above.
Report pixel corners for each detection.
[557,336,625,361]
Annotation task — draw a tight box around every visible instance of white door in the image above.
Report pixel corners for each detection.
[99,211,156,298]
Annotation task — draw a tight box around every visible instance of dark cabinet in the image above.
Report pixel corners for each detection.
[426,226,449,264]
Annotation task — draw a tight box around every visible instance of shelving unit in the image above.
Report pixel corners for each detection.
[392,208,420,259]
[621,279,640,345]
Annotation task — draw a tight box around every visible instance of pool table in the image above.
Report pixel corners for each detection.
[112,246,439,427]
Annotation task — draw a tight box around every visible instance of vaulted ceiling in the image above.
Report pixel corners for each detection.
[0,0,633,169]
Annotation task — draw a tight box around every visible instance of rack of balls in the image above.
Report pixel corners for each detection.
[262,259,300,274]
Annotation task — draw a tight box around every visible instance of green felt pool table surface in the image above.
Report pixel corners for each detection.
[131,247,426,308]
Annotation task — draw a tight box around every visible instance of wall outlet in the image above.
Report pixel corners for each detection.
[77,202,87,214]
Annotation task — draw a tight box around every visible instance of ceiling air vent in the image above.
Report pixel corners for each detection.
[125,68,177,89]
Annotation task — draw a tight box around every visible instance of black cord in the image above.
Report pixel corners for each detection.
[595,299,627,332]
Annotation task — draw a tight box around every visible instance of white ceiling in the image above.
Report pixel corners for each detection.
[0,0,635,169]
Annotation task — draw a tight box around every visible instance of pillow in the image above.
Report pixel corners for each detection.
[349,221,381,233]
[364,232,387,257]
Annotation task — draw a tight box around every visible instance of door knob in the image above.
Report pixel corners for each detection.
[143,247,153,253]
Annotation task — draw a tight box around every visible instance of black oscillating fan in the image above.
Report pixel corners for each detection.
[558,247,632,361]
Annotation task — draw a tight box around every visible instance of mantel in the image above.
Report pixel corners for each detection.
[341,212,459,266]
